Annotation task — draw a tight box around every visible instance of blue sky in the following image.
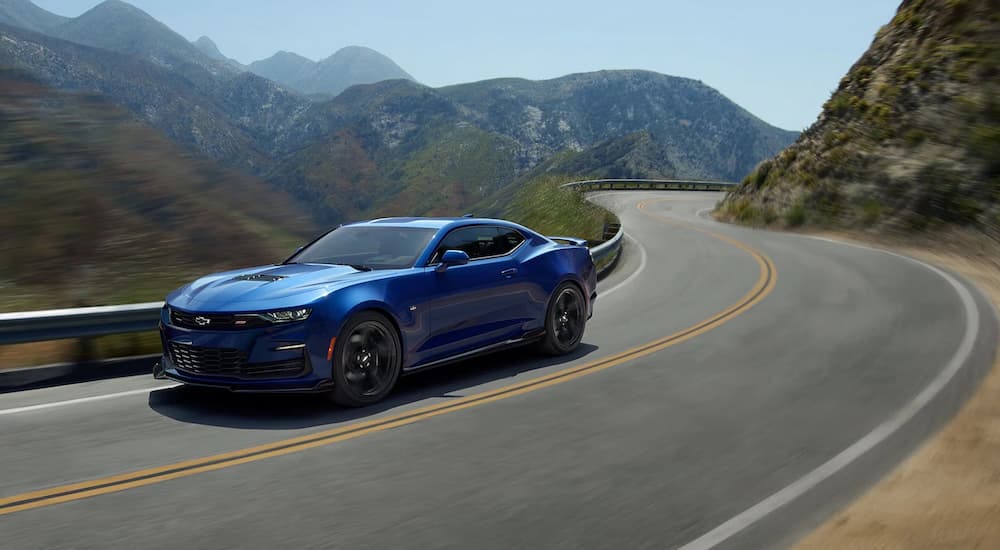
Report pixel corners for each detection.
[35,0,901,130]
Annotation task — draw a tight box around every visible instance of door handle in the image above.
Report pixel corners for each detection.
[501,268,518,278]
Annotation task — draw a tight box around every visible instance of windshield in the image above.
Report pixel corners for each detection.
[286,226,437,270]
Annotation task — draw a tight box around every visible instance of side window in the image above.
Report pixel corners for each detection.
[492,227,525,256]
[434,226,499,261]
[433,226,525,262]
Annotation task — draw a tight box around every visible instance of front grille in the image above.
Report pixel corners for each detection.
[168,342,307,379]
[170,309,271,331]
[169,342,247,376]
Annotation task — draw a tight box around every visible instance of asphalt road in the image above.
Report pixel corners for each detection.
[1,192,996,549]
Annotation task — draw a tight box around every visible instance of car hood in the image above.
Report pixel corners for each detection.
[167,263,388,312]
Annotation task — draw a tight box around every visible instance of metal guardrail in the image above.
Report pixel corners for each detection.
[590,224,623,277]
[0,302,163,345]
[561,178,737,192]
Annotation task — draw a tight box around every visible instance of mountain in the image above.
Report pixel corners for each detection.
[267,72,797,224]
[248,50,315,88]
[0,0,67,33]
[438,71,797,181]
[0,1,795,229]
[193,35,243,70]
[516,130,680,181]
[0,68,315,310]
[299,46,414,96]
[193,35,226,61]
[54,0,221,71]
[0,22,311,170]
[248,45,414,96]
[719,0,1000,235]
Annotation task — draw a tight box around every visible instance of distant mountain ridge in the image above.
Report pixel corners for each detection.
[55,0,216,70]
[0,0,415,95]
[0,0,797,229]
[0,22,311,170]
[267,73,797,224]
[438,70,795,180]
[0,0,65,33]
[248,50,314,87]
[193,35,243,70]
[248,45,414,96]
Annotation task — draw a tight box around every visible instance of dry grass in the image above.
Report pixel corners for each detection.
[0,340,77,370]
[796,231,1000,549]
[0,332,161,371]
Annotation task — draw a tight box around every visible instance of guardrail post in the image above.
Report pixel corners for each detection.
[75,336,97,364]
[602,222,622,241]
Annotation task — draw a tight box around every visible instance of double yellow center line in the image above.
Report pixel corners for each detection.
[0,198,776,516]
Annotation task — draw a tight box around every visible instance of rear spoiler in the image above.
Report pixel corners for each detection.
[548,236,588,247]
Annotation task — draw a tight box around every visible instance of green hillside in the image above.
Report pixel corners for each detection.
[502,174,616,242]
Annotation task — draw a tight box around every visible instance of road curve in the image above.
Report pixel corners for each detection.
[1,192,996,549]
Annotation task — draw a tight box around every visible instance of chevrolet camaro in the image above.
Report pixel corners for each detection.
[154,217,597,406]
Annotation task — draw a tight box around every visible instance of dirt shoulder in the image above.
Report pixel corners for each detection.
[796,231,1000,549]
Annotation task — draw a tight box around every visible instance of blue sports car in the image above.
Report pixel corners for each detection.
[154,217,597,406]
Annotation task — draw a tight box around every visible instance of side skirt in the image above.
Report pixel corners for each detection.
[403,330,546,374]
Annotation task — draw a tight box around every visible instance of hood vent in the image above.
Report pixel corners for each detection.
[233,273,286,283]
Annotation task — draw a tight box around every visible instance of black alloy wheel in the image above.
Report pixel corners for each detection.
[330,311,402,407]
[539,282,586,355]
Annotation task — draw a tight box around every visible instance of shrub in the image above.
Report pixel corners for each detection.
[748,160,772,189]
[968,124,1000,162]
[904,128,929,146]
[860,199,883,226]
[826,93,852,116]
[785,203,807,227]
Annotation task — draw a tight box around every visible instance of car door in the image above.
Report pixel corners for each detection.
[418,225,530,362]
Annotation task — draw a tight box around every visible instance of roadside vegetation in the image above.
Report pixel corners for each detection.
[503,174,618,242]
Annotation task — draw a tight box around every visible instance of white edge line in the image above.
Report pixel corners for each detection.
[0,384,180,416]
[679,235,985,550]
[598,233,647,299]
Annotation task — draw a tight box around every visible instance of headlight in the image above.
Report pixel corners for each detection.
[259,308,311,323]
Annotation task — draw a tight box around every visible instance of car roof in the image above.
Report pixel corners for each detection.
[346,217,528,232]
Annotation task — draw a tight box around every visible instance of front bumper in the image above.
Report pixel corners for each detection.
[157,307,334,392]
[154,357,334,392]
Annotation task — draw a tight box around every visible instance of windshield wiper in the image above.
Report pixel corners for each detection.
[343,263,373,272]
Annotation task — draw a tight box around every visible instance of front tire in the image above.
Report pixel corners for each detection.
[329,311,402,407]
[538,282,587,355]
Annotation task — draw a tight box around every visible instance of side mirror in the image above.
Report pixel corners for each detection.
[436,249,469,272]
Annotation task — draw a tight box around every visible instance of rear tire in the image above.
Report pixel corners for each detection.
[538,282,587,355]
[329,311,402,407]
